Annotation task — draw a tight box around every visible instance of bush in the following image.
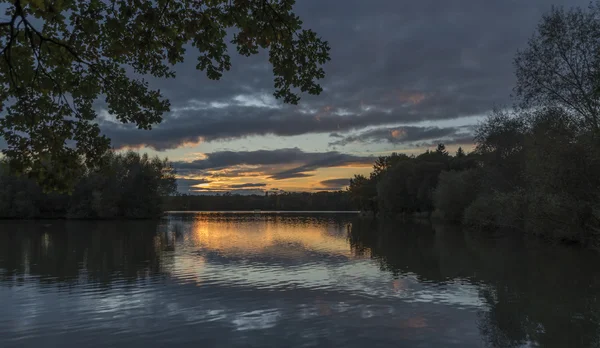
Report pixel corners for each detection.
[463,194,498,229]
[377,160,447,215]
[433,169,480,222]
[463,190,526,230]
[524,192,600,247]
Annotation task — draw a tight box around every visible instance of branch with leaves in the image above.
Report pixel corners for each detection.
[0,0,330,191]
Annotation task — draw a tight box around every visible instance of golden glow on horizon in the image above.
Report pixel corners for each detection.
[176,165,373,192]
[171,141,478,192]
[118,134,475,193]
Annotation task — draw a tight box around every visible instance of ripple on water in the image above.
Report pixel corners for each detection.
[231,309,282,331]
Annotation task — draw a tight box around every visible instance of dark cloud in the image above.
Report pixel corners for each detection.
[189,189,266,196]
[413,135,476,149]
[171,148,373,180]
[320,178,350,188]
[268,172,313,180]
[178,166,267,179]
[266,151,372,180]
[228,183,267,189]
[329,126,471,146]
[99,0,589,150]
[174,148,313,171]
[177,178,211,184]
[102,107,420,151]
[176,178,212,193]
[185,184,267,195]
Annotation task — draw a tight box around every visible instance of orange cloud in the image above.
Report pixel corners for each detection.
[179,138,205,148]
[114,144,146,151]
[390,129,406,139]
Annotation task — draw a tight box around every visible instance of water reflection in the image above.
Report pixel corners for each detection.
[0,220,170,286]
[348,219,600,348]
[0,214,599,347]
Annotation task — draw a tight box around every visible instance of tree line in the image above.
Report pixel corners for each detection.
[350,111,600,247]
[165,191,357,212]
[0,151,357,218]
[0,151,177,219]
[350,3,600,248]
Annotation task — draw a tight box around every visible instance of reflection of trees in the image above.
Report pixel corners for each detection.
[0,221,175,286]
[348,219,600,348]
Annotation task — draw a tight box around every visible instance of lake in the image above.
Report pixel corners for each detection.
[1,213,599,347]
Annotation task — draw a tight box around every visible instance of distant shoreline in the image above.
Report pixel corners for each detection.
[0,211,362,222]
[165,211,361,214]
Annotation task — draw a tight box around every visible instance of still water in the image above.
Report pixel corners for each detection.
[1,213,599,347]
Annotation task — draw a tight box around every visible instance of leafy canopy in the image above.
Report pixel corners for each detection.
[0,0,330,191]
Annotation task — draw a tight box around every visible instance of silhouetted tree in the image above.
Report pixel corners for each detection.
[0,0,330,191]
[435,143,448,156]
[165,190,356,212]
[0,151,177,219]
[433,169,480,222]
[348,174,378,214]
[514,2,600,131]
[474,109,527,191]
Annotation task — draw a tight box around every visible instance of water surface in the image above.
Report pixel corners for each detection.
[1,213,599,347]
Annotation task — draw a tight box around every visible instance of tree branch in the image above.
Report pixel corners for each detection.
[555,37,599,129]
[23,22,81,121]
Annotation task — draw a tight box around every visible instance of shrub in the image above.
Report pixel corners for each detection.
[433,169,480,222]
[463,190,526,231]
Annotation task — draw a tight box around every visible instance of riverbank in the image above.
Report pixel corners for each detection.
[356,208,600,250]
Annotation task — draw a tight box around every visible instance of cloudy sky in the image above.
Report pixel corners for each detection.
[97,0,587,194]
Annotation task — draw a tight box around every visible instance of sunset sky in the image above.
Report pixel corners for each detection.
[94,0,587,194]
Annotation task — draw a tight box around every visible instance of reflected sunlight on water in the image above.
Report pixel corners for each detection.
[1,213,600,347]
